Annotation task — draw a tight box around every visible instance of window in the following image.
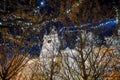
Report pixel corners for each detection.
[48,40,52,43]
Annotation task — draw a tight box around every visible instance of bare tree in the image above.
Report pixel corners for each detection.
[57,30,116,80]
[0,0,120,80]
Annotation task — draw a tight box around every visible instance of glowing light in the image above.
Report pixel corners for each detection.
[116,18,119,24]
[0,22,2,25]
[66,9,71,13]
[38,0,45,7]
[33,28,36,30]
[40,1,44,6]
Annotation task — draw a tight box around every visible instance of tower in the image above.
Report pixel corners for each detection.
[39,26,61,74]
[39,26,60,58]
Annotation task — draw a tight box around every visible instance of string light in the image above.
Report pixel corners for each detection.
[0,1,119,34]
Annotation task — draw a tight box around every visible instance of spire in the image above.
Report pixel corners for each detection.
[50,26,57,34]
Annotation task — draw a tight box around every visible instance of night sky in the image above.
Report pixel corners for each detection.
[0,0,119,56]
[0,0,119,14]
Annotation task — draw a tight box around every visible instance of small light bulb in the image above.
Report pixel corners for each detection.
[40,1,44,6]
